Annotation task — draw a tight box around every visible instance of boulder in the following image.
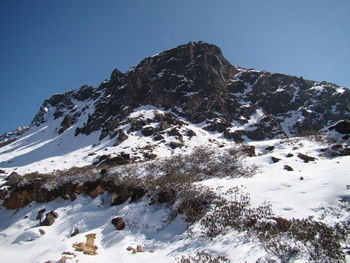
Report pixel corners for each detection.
[70,228,80,237]
[117,129,128,143]
[141,126,155,136]
[93,154,130,166]
[153,133,164,141]
[159,121,172,131]
[83,181,105,198]
[3,189,33,209]
[169,141,184,149]
[271,156,281,163]
[6,172,22,185]
[284,165,294,171]
[297,153,316,163]
[36,208,46,220]
[187,129,196,137]
[329,120,350,134]
[111,217,126,230]
[0,188,8,200]
[265,146,275,151]
[40,211,58,226]
[168,128,182,137]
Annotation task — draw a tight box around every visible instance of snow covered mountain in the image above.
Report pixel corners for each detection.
[1,41,349,175]
[0,42,350,263]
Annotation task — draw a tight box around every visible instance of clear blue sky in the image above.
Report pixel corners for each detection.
[1,0,349,135]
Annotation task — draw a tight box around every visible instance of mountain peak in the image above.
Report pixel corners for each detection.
[17,42,350,148]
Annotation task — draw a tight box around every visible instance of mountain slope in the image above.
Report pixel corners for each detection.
[1,41,349,175]
[0,42,350,263]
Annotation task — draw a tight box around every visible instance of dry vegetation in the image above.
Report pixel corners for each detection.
[4,144,350,262]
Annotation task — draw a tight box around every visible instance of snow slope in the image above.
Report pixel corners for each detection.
[0,135,349,263]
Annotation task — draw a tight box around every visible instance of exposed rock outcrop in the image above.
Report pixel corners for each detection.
[328,120,350,134]
[25,41,350,145]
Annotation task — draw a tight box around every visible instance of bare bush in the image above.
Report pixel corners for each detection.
[178,251,230,263]
[200,187,273,238]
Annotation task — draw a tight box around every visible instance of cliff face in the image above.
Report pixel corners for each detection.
[29,42,350,145]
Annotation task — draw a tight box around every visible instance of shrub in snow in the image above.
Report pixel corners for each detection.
[178,251,230,263]
[73,233,98,255]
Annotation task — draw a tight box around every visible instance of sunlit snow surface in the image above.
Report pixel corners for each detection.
[0,110,349,262]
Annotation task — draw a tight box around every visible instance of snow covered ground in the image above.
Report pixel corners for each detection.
[0,133,349,263]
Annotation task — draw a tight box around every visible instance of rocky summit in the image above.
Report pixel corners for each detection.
[31,41,350,141]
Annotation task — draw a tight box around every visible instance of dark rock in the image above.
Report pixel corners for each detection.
[111,191,130,206]
[331,146,350,157]
[300,176,304,180]
[110,69,124,85]
[6,172,22,185]
[340,147,350,156]
[72,85,96,101]
[153,133,164,141]
[328,120,350,134]
[223,130,244,143]
[0,169,5,173]
[141,126,155,136]
[143,152,157,160]
[284,165,294,171]
[203,120,230,133]
[271,156,281,163]
[84,182,105,198]
[111,217,126,230]
[169,141,184,149]
[116,129,128,143]
[168,128,182,137]
[297,153,316,163]
[92,154,111,165]
[129,119,147,132]
[100,168,108,176]
[286,153,293,157]
[3,189,33,209]
[157,190,176,204]
[58,114,77,134]
[40,211,58,226]
[240,145,256,157]
[93,154,130,166]
[265,146,275,151]
[36,208,46,220]
[39,229,45,235]
[70,228,80,237]
[0,188,8,200]
[159,121,172,131]
[110,185,147,206]
[187,129,196,137]
[70,193,77,201]
[74,184,85,194]
[331,144,343,150]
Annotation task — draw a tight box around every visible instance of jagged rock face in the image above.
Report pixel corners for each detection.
[28,41,350,143]
[329,120,350,134]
